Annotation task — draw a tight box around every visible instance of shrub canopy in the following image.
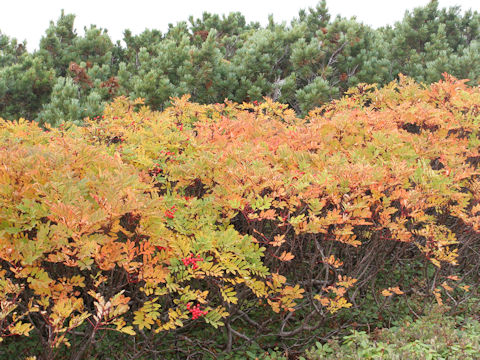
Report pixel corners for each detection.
[1,74,480,357]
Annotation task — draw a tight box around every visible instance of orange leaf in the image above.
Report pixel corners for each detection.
[441,281,453,292]
[391,286,404,295]
[446,275,459,281]
[278,251,294,262]
[381,286,403,296]
[323,255,343,268]
[315,295,330,307]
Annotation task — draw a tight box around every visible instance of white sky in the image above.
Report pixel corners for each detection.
[1,0,479,51]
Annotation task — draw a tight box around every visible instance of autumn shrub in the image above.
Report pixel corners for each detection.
[0,117,300,359]
[1,73,480,358]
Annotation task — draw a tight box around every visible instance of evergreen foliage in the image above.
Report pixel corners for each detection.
[1,0,479,124]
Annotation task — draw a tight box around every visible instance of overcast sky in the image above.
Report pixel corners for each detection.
[1,0,478,51]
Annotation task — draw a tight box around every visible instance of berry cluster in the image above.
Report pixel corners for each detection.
[160,150,176,157]
[186,303,208,320]
[164,205,176,219]
[292,170,305,180]
[151,163,163,175]
[182,254,203,269]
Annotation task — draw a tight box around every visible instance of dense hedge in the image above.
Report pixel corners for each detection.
[1,0,480,124]
[0,74,479,358]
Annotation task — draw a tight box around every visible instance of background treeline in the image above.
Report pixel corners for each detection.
[1,0,480,126]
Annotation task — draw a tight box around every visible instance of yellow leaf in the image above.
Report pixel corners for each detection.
[9,321,33,336]
[270,234,285,247]
[327,297,352,313]
[381,289,393,297]
[120,326,136,335]
[270,273,286,287]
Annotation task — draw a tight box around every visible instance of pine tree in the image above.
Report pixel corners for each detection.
[37,77,103,127]
[385,0,480,84]
[2,1,480,122]
[0,53,54,120]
